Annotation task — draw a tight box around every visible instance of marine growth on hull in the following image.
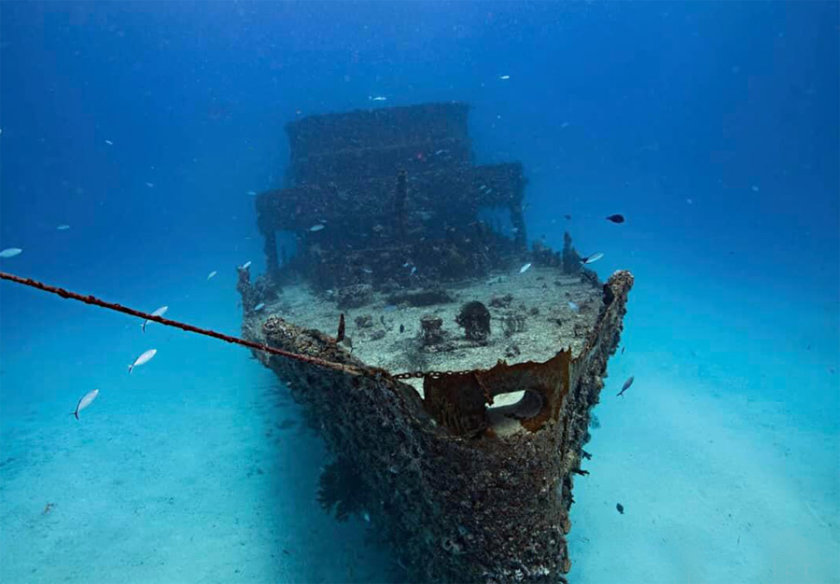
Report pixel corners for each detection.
[237,102,633,583]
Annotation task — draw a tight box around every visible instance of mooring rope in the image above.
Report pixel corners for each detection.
[0,270,361,376]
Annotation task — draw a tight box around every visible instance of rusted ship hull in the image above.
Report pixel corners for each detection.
[242,102,633,582]
[243,270,632,583]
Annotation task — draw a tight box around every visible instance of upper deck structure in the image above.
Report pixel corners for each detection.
[239,102,633,583]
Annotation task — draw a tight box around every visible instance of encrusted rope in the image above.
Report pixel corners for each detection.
[0,270,479,381]
[0,270,361,376]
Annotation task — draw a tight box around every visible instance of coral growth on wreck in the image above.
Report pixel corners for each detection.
[316,459,368,522]
[240,100,636,584]
[456,301,491,342]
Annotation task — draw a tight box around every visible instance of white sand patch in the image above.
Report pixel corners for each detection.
[0,320,391,584]
[571,368,840,584]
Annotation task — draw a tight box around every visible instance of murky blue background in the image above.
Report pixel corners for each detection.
[2,3,837,583]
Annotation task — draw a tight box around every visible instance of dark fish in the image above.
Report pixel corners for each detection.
[399,324,405,333]
[621,346,626,354]
[616,503,624,514]
[564,214,572,220]
[606,214,625,223]
[617,376,634,397]
[336,313,346,343]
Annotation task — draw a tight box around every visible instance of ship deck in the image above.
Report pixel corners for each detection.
[245,266,603,397]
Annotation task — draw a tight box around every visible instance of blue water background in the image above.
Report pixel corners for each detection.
[1,3,838,583]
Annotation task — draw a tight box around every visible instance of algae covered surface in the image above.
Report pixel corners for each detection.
[245,267,603,390]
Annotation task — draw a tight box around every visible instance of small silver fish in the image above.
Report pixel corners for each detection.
[240,260,252,270]
[402,262,411,268]
[568,301,580,312]
[0,248,22,258]
[617,376,634,397]
[105,139,114,146]
[519,262,532,274]
[145,182,154,188]
[253,302,265,312]
[410,266,417,275]
[247,190,257,196]
[128,349,157,374]
[72,389,99,420]
[141,305,168,332]
[498,74,511,80]
[207,270,217,280]
[309,224,325,232]
[361,267,373,274]
[369,96,388,102]
[581,252,604,265]
[56,224,71,231]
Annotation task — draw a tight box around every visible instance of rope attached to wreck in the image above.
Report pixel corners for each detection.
[0,270,363,377]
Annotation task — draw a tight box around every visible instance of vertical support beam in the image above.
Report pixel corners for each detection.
[263,229,280,275]
[236,264,256,314]
[509,163,528,252]
[510,202,527,252]
[394,169,407,241]
[256,192,281,277]
[561,232,582,274]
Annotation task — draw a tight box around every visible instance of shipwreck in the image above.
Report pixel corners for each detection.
[237,102,633,583]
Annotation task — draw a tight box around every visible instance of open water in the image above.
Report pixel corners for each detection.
[1,3,837,583]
